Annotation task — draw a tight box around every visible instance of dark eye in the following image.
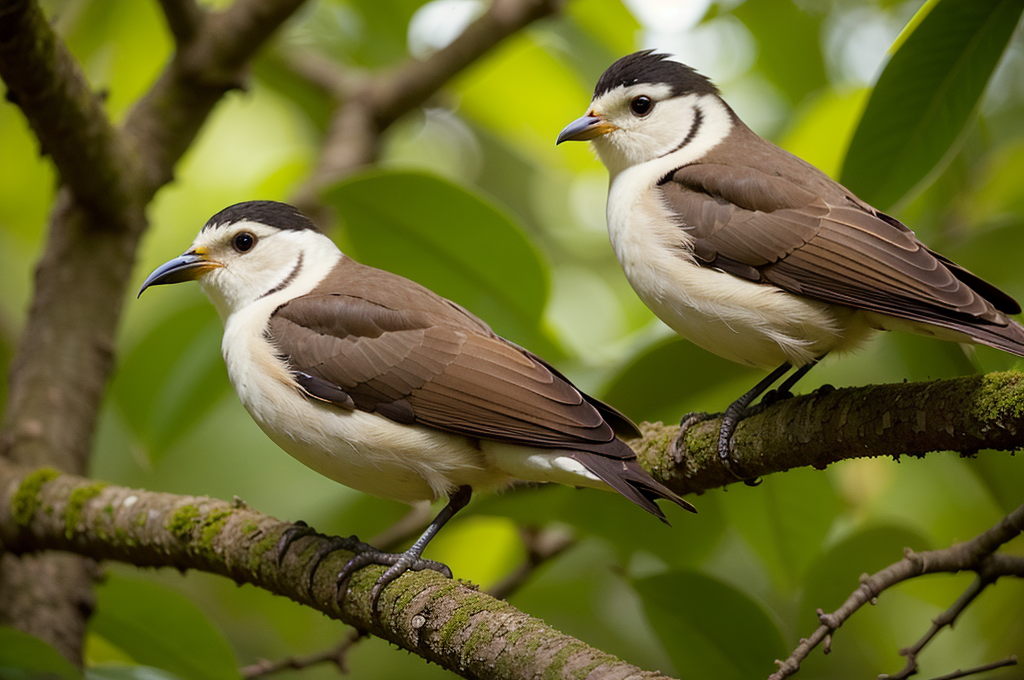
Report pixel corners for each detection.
[630,95,653,117]
[233,231,256,253]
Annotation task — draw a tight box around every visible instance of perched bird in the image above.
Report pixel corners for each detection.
[558,50,1024,479]
[139,200,693,607]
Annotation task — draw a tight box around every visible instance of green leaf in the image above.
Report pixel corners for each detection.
[633,570,787,680]
[323,169,559,356]
[111,300,229,461]
[0,627,82,680]
[722,467,844,590]
[89,575,241,680]
[840,0,1024,210]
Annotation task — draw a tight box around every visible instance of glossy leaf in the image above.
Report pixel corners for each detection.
[90,575,241,680]
[87,667,184,680]
[0,627,81,680]
[634,570,787,680]
[323,169,559,356]
[840,0,1024,209]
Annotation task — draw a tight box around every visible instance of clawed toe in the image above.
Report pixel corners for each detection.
[335,547,454,616]
[276,520,317,566]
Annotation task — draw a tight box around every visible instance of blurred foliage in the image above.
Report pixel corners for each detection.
[2,0,1024,678]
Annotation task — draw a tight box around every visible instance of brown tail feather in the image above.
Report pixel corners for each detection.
[568,445,696,522]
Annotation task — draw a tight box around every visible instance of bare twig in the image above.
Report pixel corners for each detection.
[240,628,366,678]
[881,577,989,679]
[770,503,1024,680]
[924,657,1018,680]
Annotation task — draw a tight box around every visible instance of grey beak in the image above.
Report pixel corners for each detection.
[556,115,614,144]
[138,252,219,298]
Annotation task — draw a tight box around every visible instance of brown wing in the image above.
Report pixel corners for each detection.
[267,290,627,453]
[660,161,1024,353]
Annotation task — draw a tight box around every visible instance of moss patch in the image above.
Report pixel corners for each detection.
[165,504,201,541]
[64,482,108,539]
[11,467,60,526]
[542,641,592,680]
[438,593,507,649]
[199,508,234,549]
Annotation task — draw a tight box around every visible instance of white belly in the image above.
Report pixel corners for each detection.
[606,165,874,369]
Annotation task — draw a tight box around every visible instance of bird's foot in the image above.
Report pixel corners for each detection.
[335,546,453,620]
[670,411,712,463]
[718,406,762,487]
[758,386,794,409]
[276,520,318,567]
[717,432,762,487]
[304,534,371,595]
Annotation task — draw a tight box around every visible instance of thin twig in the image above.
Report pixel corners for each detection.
[239,628,366,678]
[770,502,1024,680]
[881,577,989,679]
[924,656,1018,680]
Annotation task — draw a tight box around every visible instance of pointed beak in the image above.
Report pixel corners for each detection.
[138,250,220,298]
[556,114,616,144]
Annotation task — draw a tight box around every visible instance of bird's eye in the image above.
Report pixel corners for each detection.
[233,231,256,253]
[630,95,653,117]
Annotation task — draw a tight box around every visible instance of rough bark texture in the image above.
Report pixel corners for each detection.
[0,466,673,680]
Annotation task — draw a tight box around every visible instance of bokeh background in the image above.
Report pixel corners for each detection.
[2,0,1024,678]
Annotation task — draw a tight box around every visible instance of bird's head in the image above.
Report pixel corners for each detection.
[139,201,338,319]
[557,51,725,176]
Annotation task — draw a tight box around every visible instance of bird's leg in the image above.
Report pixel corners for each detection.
[719,362,793,484]
[758,359,819,409]
[335,486,473,618]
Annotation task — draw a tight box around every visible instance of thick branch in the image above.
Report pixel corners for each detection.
[0,465,672,680]
[157,0,205,47]
[636,370,1024,495]
[0,0,137,223]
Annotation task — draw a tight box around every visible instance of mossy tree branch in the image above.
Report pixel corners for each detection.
[635,370,1024,495]
[0,464,673,680]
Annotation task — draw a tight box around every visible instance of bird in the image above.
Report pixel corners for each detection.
[138,199,694,610]
[557,50,1024,481]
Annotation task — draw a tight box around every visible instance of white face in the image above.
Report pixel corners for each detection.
[587,84,711,176]
[189,221,337,318]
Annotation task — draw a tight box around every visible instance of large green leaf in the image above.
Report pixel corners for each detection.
[90,575,241,680]
[722,466,844,590]
[840,0,1024,210]
[634,570,787,680]
[111,299,229,461]
[0,627,81,680]
[323,169,559,356]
